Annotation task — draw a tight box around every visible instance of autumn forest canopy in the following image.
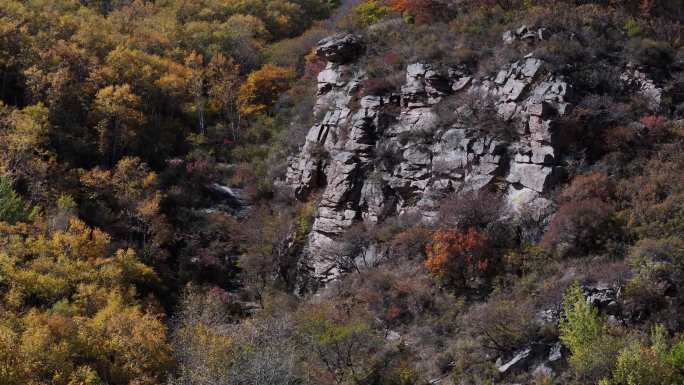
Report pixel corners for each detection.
[0,0,683,384]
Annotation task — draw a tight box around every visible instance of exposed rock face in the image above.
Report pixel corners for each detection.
[502,25,551,45]
[286,34,572,282]
[315,33,365,64]
[497,347,532,373]
[583,282,621,315]
[620,63,663,111]
[286,39,365,200]
[495,343,564,376]
[205,183,252,218]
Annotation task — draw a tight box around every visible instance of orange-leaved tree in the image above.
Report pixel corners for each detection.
[425,227,491,289]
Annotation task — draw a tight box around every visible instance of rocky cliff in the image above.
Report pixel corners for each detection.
[285,31,661,282]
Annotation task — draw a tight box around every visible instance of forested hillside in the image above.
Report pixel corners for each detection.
[0,0,683,384]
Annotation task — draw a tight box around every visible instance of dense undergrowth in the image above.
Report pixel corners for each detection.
[0,0,683,384]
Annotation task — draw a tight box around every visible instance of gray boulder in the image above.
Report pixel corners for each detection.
[620,64,663,111]
[502,25,552,45]
[316,33,365,63]
[497,347,532,373]
[506,163,556,193]
[583,283,621,315]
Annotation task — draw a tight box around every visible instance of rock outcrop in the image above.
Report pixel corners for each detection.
[315,33,365,64]
[286,32,572,282]
[620,63,664,111]
[205,183,252,218]
[495,342,565,376]
[502,25,551,45]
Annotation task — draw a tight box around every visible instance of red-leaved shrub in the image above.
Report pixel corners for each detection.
[425,228,492,289]
[559,171,614,203]
[388,0,446,24]
[542,172,619,258]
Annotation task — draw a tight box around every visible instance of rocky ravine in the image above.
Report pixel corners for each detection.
[285,32,657,283]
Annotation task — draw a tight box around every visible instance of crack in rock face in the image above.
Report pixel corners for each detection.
[286,32,578,284]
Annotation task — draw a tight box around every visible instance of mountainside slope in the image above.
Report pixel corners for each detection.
[285,27,668,284]
[0,1,683,385]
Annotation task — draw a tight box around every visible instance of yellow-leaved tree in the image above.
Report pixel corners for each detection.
[0,215,170,385]
[92,84,145,166]
[237,64,295,117]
